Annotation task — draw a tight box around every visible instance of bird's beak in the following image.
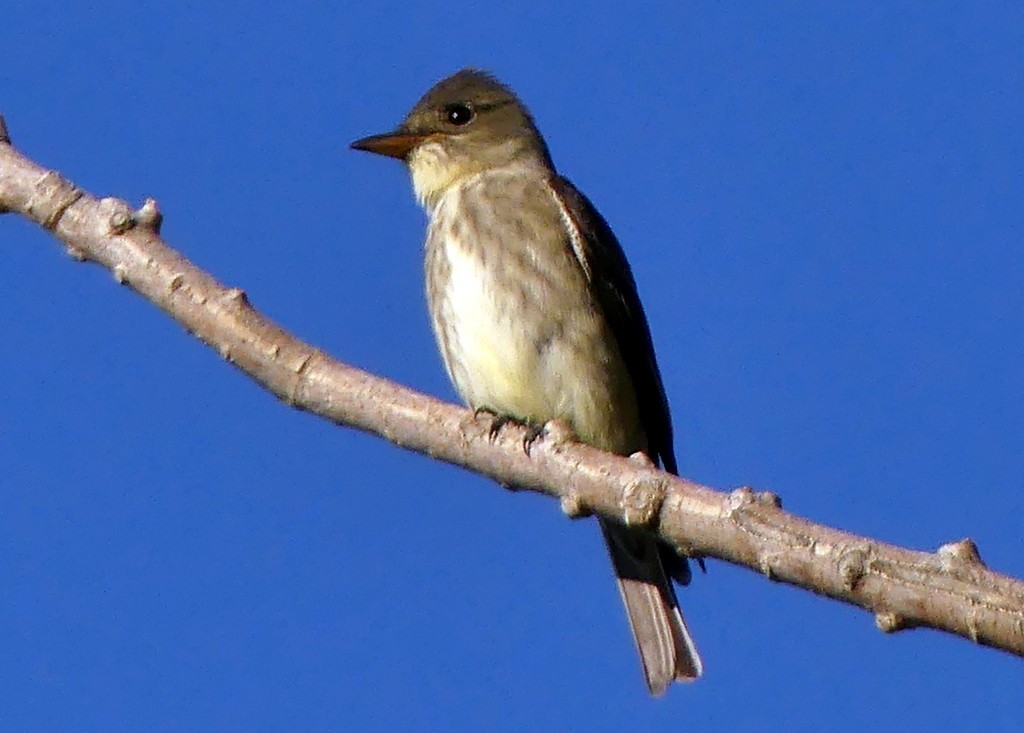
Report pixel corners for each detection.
[349,130,429,160]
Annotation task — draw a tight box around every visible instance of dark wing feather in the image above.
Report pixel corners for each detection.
[548,175,678,474]
[550,176,701,681]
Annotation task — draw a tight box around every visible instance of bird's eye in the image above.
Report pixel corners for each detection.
[444,103,474,126]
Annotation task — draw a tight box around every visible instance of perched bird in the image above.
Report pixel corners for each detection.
[351,68,701,695]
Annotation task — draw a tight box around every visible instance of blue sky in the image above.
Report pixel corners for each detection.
[2,2,1022,730]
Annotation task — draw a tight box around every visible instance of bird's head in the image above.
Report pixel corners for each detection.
[351,69,553,208]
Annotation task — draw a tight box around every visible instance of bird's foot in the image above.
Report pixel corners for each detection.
[473,406,507,441]
[473,407,545,455]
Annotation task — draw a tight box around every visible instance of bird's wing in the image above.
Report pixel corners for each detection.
[547,174,677,474]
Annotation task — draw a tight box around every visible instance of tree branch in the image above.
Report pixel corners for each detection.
[2,116,1022,661]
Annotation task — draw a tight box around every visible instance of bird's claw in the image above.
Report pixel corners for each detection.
[474,407,544,454]
[522,423,546,456]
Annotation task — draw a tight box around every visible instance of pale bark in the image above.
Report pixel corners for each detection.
[2,116,1022,661]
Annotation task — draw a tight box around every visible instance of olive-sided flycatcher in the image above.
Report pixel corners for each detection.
[351,68,702,695]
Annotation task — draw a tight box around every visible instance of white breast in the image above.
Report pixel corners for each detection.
[421,168,644,451]
[431,226,548,420]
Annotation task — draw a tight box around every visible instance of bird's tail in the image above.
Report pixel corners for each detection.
[600,519,703,695]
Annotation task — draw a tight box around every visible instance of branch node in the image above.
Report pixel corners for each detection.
[168,273,185,293]
[627,450,656,468]
[756,490,783,509]
[28,170,83,230]
[223,287,251,307]
[293,353,313,375]
[966,615,981,643]
[285,353,315,405]
[542,417,577,448]
[758,553,781,579]
[560,491,591,519]
[621,476,667,528]
[107,202,136,235]
[113,264,128,285]
[838,547,870,590]
[875,611,907,633]
[135,198,163,232]
[938,538,986,569]
[65,245,86,262]
[728,486,757,510]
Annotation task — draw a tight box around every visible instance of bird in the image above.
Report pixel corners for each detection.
[350,68,702,695]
